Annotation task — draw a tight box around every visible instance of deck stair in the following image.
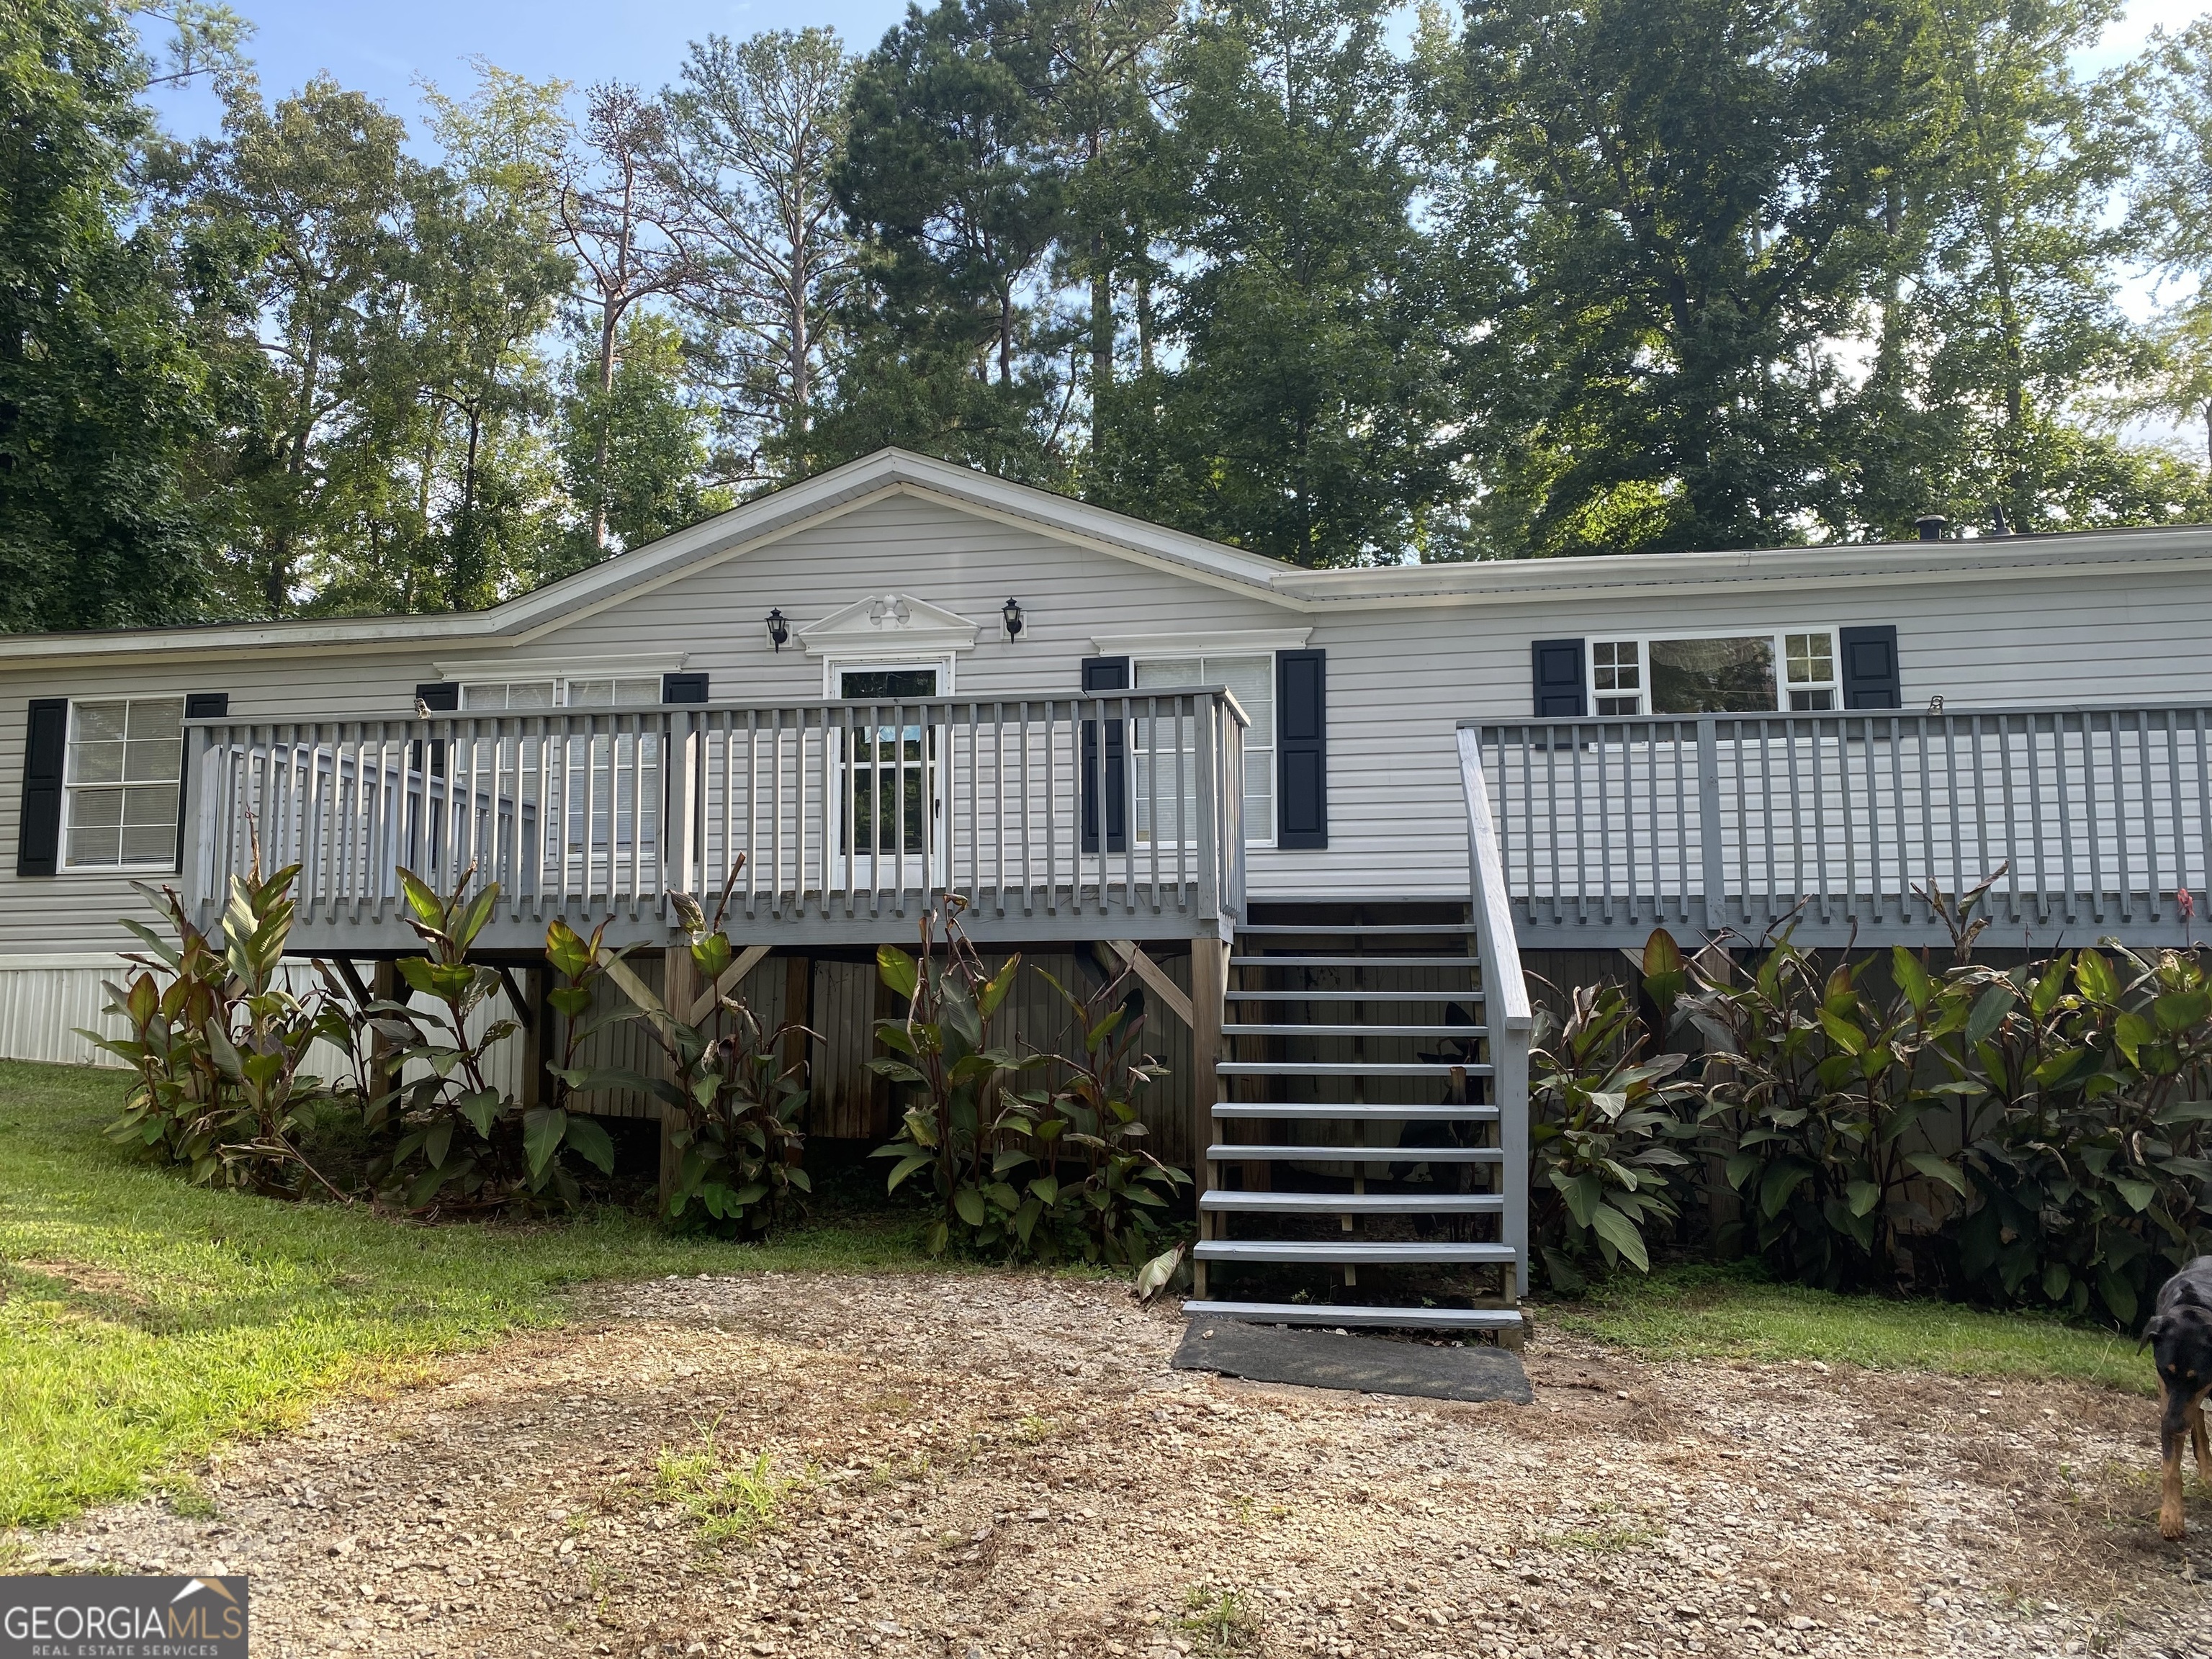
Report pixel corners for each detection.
[1185,911,1526,1339]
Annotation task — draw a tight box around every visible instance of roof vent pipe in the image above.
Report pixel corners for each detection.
[1914,514,1948,542]
[1989,502,2011,537]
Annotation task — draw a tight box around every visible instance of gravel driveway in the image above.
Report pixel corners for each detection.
[12,1272,2211,1659]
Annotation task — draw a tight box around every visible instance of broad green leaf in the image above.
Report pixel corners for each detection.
[953,1186,986,1226]
[423,1117,454,1170]
[405,1162,450,1210]
[565,1114,616,1174]
[1759,1161,1812,1219]
[690,930,733,985]
[2154,990,2211,1033]
[2115,1010,2152,1067]
[1889,945,1932,1012]
[877,946,918,1002]
[884,1152,932,1192]
[2029,955,2072,1020]
[1816,1008,1866,1055]
[1557,1171,1601,1228]
[1588,1202,1650,1272]
[1964,985,2013,1048]
[2111,1177,2157,1213]
[544,917,593,979]
[523,1107,567,1178]
[398,868,444,932]
[2098,1268,2138,1327]
[1904,1151,1967,1197]
[978,953,1022,1019]
[1846,1179,1881,1218]
[457,1088,500,1138]
[2074,948,2117,1003]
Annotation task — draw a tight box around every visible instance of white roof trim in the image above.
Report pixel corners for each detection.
[1091,628,1313,656]
[797,593,980,657]
[433,652,688,681]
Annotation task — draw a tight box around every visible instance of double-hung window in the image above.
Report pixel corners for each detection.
[453,678,664,873]
[458,677,662,711]
[1132,653,1276,848]
[63,697,184,871]
[1585,632,1842,716]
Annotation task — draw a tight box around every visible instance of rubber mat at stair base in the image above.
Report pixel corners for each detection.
[1170,1318,1533,1403]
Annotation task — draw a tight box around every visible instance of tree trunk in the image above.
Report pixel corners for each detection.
[592,299,619,552]
[1090,256,1112,458]
[456,408,482,611]
[1137,266,1154,376]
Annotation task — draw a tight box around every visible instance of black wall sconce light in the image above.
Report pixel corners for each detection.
[1002,597,1025,639]
[765,607,790,650]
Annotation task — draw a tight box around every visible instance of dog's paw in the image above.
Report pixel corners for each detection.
[2159,1508,2188,1542]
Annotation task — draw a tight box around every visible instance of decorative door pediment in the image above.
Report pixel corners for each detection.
[796,593,979,658]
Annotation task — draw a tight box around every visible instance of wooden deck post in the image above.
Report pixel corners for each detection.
[660,945,699,1208]
[369,958,401,1111]
[516,964,547,1112]
[1189,934,1230,1300]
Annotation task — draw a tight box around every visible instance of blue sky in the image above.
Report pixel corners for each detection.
[147,0,2211,143]
[145,0,919,138]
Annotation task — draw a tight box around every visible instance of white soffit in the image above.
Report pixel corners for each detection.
[796,593,981,658]
[1089,628,1313,656]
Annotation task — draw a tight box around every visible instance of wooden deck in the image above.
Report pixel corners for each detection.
[1473,703,2212,948]
[181,690,1249,951]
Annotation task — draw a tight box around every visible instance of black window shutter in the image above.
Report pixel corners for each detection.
[662,672,709,704]
[176,695,227,871]
[17,698,67,877]
[1080,656,1129,855]
[411,683,456,779]
[1839,626,1901,709]
[1531,639,1587,718]
[1276,649,1326,849]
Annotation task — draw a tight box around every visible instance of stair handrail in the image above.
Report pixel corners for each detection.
[1457,723,1531,1302]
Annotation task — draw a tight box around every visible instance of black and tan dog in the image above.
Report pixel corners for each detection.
[2146,1256,2212,1540]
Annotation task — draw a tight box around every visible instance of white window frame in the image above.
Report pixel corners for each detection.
[457,677,665,710]
[822,660,950,885]
[821,656,955,700]
[60,695,186,873]
[1129,649,1278,851]
[1583,631,1842,716]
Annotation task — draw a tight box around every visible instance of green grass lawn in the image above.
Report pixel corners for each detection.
[0,1060,932,1529]
[1542,1264,2152,1395]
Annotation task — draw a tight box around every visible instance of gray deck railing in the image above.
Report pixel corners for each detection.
[1473,705,2212,948]
[1457,727,1532,1303]
[184,689,1247,949]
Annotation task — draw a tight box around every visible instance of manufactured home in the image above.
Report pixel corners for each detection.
[9,447,2212,1333]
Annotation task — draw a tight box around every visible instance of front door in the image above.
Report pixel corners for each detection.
[834,667,946,891]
